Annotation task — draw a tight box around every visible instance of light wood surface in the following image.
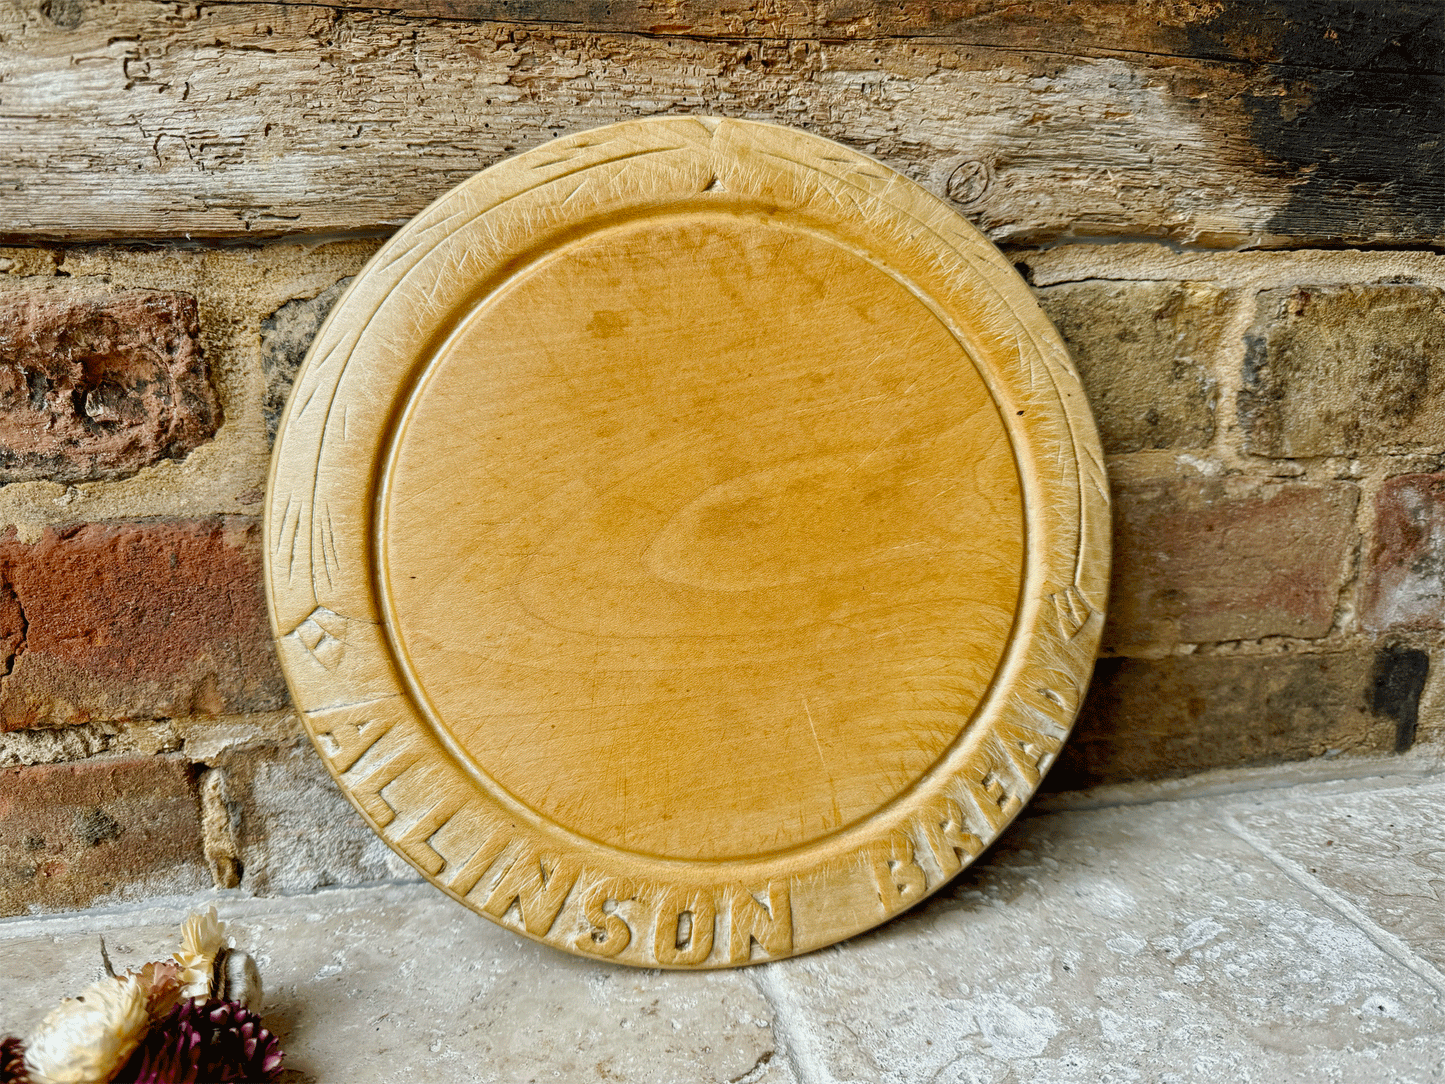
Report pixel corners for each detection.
[5,0,1438,248]
[265,117,1108,966]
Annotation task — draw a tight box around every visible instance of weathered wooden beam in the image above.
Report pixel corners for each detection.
[178,0,1444,63]
[1,0,1439,244]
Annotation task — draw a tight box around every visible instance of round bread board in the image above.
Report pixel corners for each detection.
[265,116,1109,968]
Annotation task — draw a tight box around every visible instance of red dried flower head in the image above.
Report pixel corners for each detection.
[112,999,283,1084]
[0,1037,30,1084]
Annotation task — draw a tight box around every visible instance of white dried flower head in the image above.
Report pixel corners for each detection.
[174,906,227,1000]
[24,974,148,1084]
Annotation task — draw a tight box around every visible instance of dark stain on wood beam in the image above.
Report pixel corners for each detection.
[1189,1,1445,244]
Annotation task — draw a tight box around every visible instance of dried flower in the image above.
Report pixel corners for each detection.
[130,961,183,1022]
[23,975,148,1084]
[11,909,278,1084]
[1,1037,30,1084]
[172,909,226,1001]
[112,1000,283,1084]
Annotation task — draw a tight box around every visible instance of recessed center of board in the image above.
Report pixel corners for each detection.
[381,211,1024,861]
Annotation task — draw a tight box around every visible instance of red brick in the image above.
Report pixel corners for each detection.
[0,756,208,915]
[1048,648,1413,789]
[1106,477,1357,650]
[0,287,220,482]
[1362,473,1445,631]
[0,518,287,731]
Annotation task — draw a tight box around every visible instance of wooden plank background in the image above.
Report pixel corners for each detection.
[1,0,1441,244]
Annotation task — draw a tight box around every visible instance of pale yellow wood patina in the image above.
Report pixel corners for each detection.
[264,116,1109,967]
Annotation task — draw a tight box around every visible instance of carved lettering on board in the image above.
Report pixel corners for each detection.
[342,739,424,828]
[575,878,638,958]
[481,849,580,938]
[388,792,471,877]
[727,883,792,963]
[870,833,928,910]
[653,887,717,966]
[569,876,795,965]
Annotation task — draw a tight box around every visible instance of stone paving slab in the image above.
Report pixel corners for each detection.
[1233,783,1445,975]
[762,780,1445,1084]
[1,772,1443,1083]
[0,888,792,1084]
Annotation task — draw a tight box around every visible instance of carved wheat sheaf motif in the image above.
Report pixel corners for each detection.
[264,117,1109,967]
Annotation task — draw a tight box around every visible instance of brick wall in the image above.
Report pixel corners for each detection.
[2,239,1442,915]
[1021,248,1445,789]
[0,242,414,916]
[2,0,1442,917]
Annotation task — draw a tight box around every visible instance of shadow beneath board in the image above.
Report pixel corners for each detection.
[845,807,1071,954]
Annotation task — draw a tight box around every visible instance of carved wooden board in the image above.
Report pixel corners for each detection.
[265,116,1109,967]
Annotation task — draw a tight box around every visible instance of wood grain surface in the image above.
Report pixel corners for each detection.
[4,0,1440,246]
[264,117,1108,966]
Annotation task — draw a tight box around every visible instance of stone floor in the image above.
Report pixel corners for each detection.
[3,764,1444,1083]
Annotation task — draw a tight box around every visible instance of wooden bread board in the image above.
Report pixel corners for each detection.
[265,116,1109,967]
